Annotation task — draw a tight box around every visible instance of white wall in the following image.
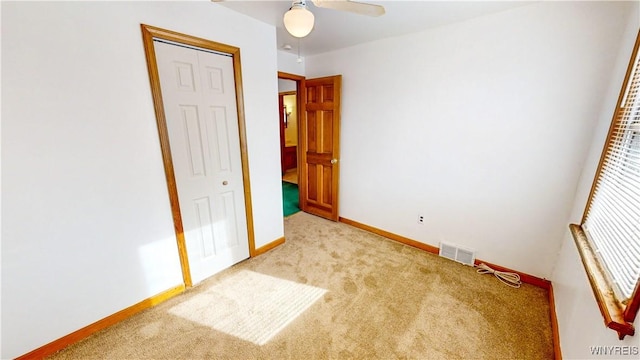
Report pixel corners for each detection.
[278,78,297,93]
[1,1,282,358]
[305,1,632,279]
[551,3,640,358]
[277,50,305,76]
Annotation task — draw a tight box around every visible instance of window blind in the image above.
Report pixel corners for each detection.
[584,49,640,301]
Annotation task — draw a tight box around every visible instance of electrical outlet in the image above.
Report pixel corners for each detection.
[418,215,424,224]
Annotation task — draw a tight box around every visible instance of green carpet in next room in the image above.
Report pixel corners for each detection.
[282,181,300,217]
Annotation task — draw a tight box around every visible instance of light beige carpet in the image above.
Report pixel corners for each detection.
[168,270,326,346]
[48,212,553,359]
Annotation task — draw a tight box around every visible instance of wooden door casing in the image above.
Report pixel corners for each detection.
[279,94,286,175]
[300,75,341,221]
[141,24,256,287]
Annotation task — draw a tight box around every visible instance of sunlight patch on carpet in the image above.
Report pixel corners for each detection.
[168,270,327,345]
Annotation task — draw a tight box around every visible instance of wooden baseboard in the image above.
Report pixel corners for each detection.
[17,223,561,359]
[339,216,560,355]
[338,217,551,289]
[253,236,285,256]
[339,217,440,255]
[548,283,563,360]
[19,235,287,359]
[472,259,551,289]
[16,284,185,360]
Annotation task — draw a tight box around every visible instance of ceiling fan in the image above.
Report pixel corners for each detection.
[286,0,385,37]
[213,0,386,38]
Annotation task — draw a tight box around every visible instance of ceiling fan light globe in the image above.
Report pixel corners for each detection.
[283,7,314,38]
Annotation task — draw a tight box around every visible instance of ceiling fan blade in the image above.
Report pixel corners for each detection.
[312,0,385,17]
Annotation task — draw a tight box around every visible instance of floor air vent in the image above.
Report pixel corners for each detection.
[439,242,475,266]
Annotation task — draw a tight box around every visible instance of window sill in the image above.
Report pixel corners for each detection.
[569,224,635,339]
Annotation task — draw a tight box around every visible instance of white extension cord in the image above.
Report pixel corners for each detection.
[475,263,522,288]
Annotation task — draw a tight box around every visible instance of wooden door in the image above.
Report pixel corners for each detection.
[300,75,342,221]
[154,40,250,284]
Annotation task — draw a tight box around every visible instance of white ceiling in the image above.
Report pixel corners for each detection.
[214,0,535,57]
